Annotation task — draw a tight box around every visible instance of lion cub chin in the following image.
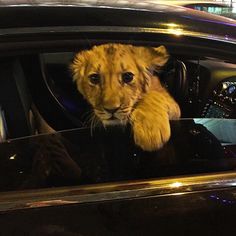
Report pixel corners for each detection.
[71,43,181,151]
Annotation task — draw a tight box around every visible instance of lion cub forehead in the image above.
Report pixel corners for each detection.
[86,44,137,71]
[92,43,134,56]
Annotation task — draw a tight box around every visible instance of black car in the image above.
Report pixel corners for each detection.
[0,1,236,235]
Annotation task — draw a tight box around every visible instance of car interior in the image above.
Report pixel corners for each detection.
[0,39,236,190]
[1,49,236,135]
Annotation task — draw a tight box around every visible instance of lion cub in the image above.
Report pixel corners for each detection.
[71,44,180,151]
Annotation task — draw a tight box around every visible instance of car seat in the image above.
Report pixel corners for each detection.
[0,59,35,140]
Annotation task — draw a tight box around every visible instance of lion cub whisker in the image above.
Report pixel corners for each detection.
[90,114,101,136]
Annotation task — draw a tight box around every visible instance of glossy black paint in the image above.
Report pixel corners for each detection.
[0,3,236,41]
[1,188,236,235]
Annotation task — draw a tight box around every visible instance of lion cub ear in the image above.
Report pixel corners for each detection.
[148,45,169,74]
[70,51,88,82]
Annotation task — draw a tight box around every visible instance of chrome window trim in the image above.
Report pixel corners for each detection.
[1,171,236,212]
[0,26,235,45]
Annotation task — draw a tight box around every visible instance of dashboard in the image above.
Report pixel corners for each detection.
[202,79,236,118]
[183,58,236,119]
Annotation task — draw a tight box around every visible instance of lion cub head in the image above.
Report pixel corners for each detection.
[71,44,169,126]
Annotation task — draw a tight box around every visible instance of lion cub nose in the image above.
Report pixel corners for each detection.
[104,107,120,114]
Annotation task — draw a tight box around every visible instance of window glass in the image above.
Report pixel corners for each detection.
[189,4,235,19]
[0,118,236,192]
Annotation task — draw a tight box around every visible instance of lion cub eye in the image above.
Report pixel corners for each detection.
[122,72,134,83]
[88,73,100,85]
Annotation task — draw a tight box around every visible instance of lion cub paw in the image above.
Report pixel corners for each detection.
[131,111,171,152]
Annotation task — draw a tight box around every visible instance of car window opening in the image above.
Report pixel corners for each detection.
[0,42,235,192]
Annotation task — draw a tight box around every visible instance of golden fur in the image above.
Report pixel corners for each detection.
[71,44,180,151]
